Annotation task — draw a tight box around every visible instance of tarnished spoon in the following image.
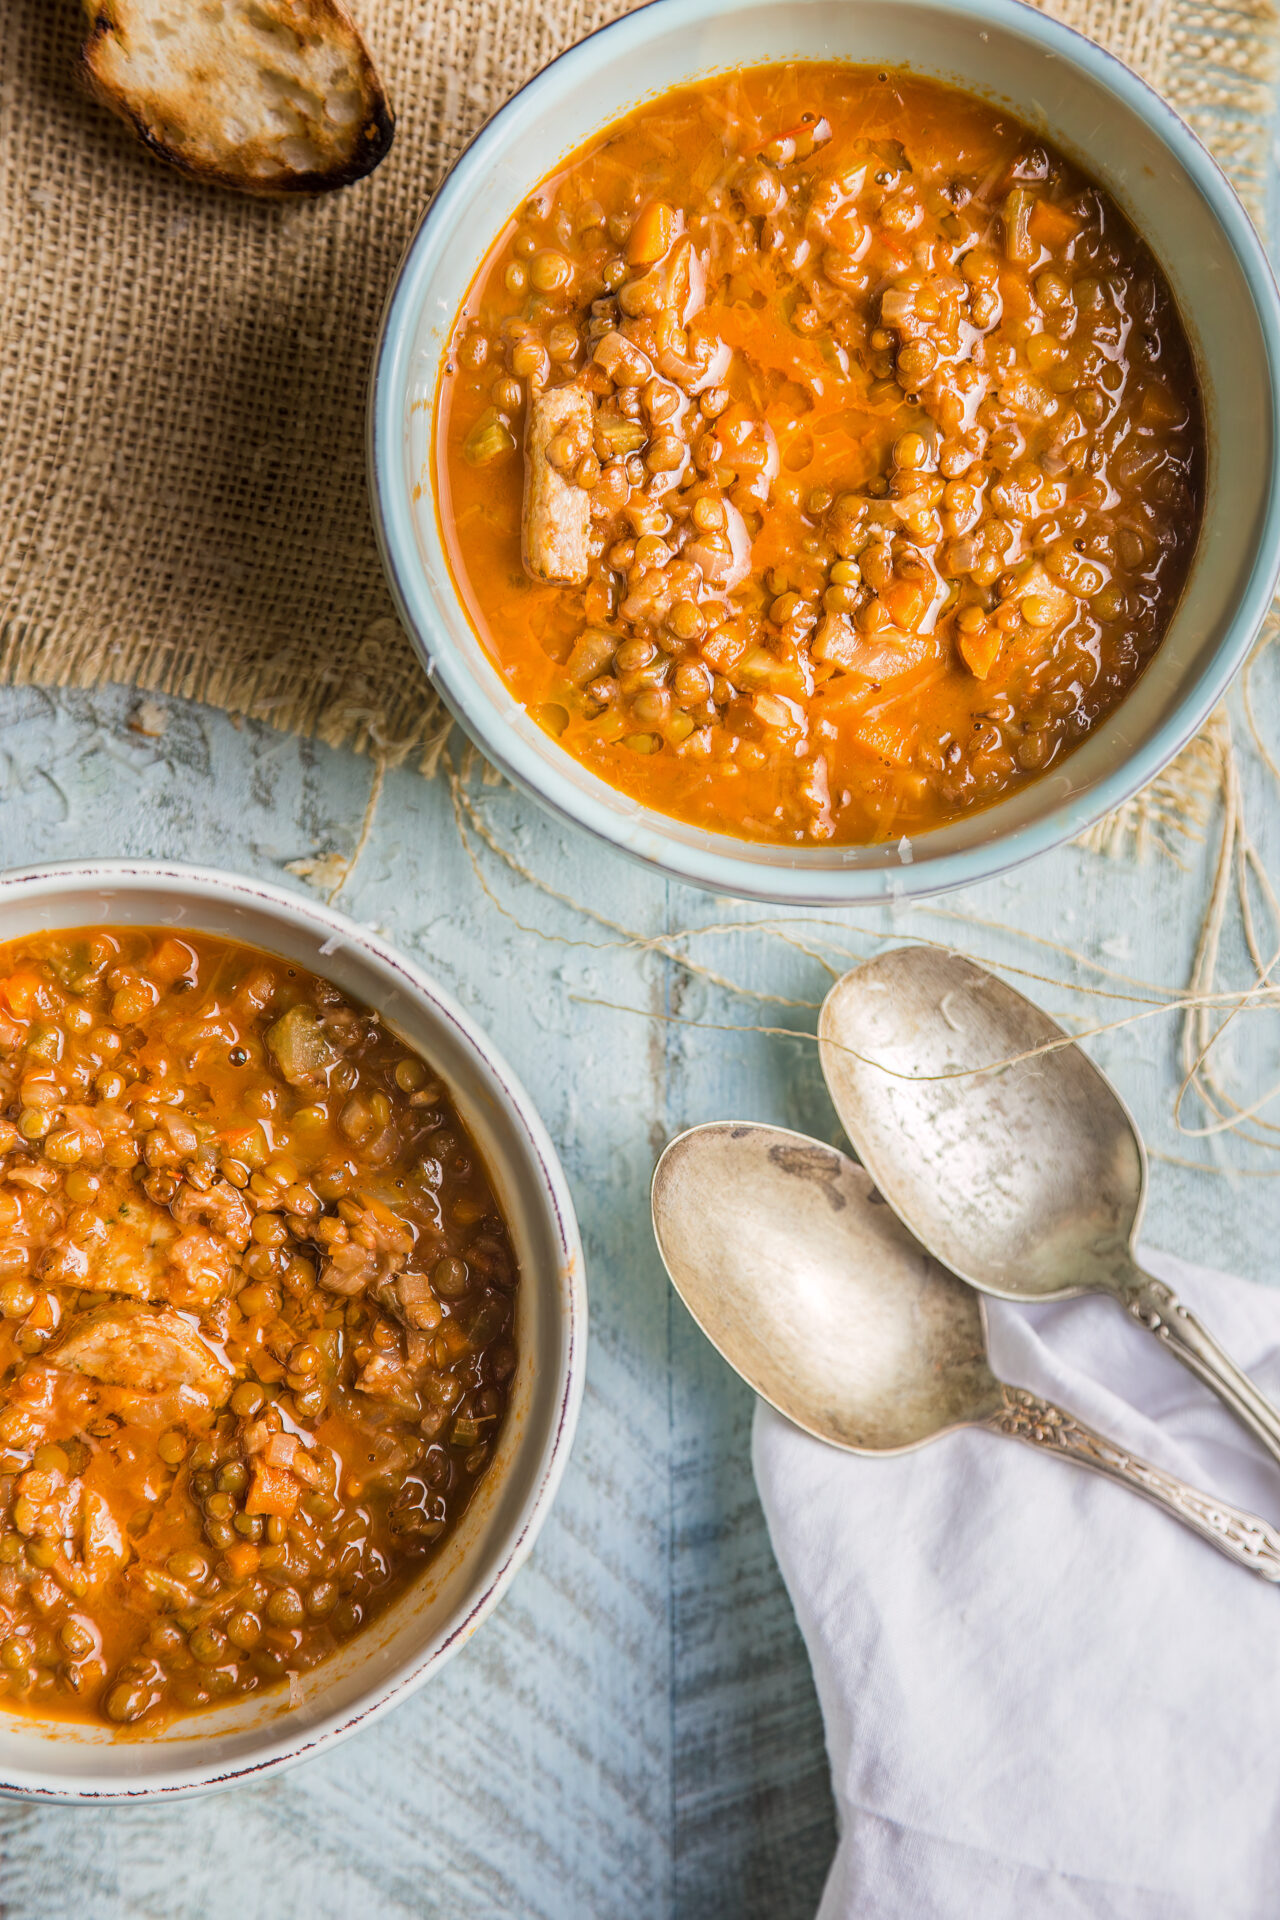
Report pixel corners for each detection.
[818,945,1280,1472]
[651,1121,1280,1578]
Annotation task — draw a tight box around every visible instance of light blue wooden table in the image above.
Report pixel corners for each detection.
[0,640,1277,1916]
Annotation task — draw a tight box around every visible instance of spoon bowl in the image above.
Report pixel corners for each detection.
[651,1121,1280,1579]
[818,943,1144,1302]
[818,947,1280,1471]
[651,1120,1001,1451]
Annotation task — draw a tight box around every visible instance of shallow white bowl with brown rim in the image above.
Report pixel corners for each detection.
[0,860,585,1800]
[371,0,1280,904]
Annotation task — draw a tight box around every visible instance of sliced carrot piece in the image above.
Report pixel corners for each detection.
[880,579,931,633]
[627,201,678,266]
[263,1431,299,1471]
[0,971,44,1019]
[1028,198,1081,251]
[851,720,915,766]
[245,1463,300,1517]
[147,937,196,989]
[958,626,1003,679]
[702,622,752,673]
[217,1123,268,1167]
[439,1321,472,1362]
[225,1543,260,1579]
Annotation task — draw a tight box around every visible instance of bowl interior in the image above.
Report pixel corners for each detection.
[375,0,1280,902]
[0,866,581,1796]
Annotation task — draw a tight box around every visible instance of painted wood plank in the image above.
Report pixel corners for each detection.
[0,647,1276,1919]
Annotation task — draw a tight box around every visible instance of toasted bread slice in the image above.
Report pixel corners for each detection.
[81,0,394,195]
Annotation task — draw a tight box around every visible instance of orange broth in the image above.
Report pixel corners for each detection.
[436,62,1203,846]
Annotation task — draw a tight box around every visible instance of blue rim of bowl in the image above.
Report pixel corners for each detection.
[0,860,586,1799]
[370,0,1280,906]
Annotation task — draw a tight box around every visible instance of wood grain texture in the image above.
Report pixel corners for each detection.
[0,675,1276,1917]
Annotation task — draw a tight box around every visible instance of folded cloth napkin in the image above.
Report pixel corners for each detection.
[754,1246,1280,1920]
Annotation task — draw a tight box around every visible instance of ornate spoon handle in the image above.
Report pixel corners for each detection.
[1123,1270,1280,1472]
[985,1386,1280,1580]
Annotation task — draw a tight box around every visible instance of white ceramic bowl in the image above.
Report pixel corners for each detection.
[0,860,585,1800]
[371,0,1280,905]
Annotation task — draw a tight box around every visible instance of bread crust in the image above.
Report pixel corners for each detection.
[80,0,395,196]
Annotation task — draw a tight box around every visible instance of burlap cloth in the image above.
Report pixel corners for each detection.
[1,0,1274,774]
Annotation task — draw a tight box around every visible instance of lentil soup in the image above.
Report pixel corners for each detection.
[436,63,1204,847]
[0,927,518,1729]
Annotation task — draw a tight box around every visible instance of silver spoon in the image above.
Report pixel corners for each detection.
[818,945,1280,1471]
[651,1120,1280,1578]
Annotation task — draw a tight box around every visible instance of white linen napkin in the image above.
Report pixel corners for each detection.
[753,1246,1280,1920]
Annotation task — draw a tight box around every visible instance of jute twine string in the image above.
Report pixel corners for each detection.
[441,704,1280,1172]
